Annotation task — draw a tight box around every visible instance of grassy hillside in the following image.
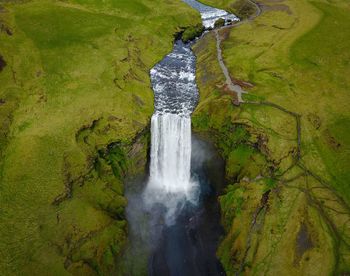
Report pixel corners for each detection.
[0,0,200,274]
[193,0,350,274]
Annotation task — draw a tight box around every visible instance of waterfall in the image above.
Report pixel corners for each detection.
[148,113,192,195]
[144,113,199,224]
[143,41,199,223]
[123,2,239,272]
[144,7,238,224]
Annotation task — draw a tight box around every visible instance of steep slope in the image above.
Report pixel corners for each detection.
[0,0,200,274]
[193,0,350,274]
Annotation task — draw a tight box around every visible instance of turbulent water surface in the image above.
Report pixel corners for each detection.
[183,0,239,28]
[144,40,199,222]
[125,1,239,275]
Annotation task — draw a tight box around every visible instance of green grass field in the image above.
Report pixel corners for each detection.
[1,0,350,274]
[0,0,200,274]
[193,0,350,274]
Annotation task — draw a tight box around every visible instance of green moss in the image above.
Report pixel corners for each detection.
[214,18,225,28]
[220,184,245,227]
[199,0,257,19]
[193,0,350,274]
[192,112,210,131]
[315,117,350,203]
[263,177,277,192]
[15,3,129,49]
[229,0,257,19]
[104,144,128,179]
[182,24,204,42]
[225,144,268,181]
[226,145,253,178]
[0,0,201,274]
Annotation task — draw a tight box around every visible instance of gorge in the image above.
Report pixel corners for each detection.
[0,0,349,275]
[124,2,239,274]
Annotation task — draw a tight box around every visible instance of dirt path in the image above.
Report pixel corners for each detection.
[213,0,261,103]
[208,2,350,272]
[214,29,247,102]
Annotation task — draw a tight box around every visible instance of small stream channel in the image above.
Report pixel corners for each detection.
[124,1,239,275]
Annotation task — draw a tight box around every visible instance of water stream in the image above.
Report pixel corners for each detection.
[183,0,238,28]
[124,1,239,275]
[144,41,199,224]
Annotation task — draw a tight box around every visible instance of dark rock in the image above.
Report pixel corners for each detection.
[0,55,6,72]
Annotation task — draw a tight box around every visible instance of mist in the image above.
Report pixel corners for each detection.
[123,135,226,275]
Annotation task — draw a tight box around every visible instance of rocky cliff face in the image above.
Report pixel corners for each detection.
[193,0,350,274]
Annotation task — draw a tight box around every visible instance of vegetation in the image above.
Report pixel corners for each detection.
[193,0,350,274]
[181,24,205,42]
[214,18,225,28]
[200,0,257,19]
[0,0,200,274]
[1,0,349,274]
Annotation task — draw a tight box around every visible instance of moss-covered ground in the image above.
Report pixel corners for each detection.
[0,0,200,274]
[193,0,350,274]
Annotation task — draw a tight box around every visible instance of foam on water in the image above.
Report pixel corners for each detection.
[182,0,239,28]
[144,40,199,224]
[144,1,238,224]
[150,41,198,116]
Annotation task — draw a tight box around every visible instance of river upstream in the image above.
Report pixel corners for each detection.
[124,1,239,275]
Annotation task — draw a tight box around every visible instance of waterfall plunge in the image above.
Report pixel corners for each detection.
[144,113,199,224]
[149,113,192,195]
[143,41,199,224]
[143,4,238,223]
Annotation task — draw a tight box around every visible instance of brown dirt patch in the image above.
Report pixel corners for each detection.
[232,78,254,89]
[220,83,239,105]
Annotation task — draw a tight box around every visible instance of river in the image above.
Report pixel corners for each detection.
[124,1,239,275]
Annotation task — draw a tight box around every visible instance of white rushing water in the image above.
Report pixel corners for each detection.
[148,114,192,195]
[145,113,199,224]
[182,0,239,28]
[144,1,238,224]
[144,41,199,223]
